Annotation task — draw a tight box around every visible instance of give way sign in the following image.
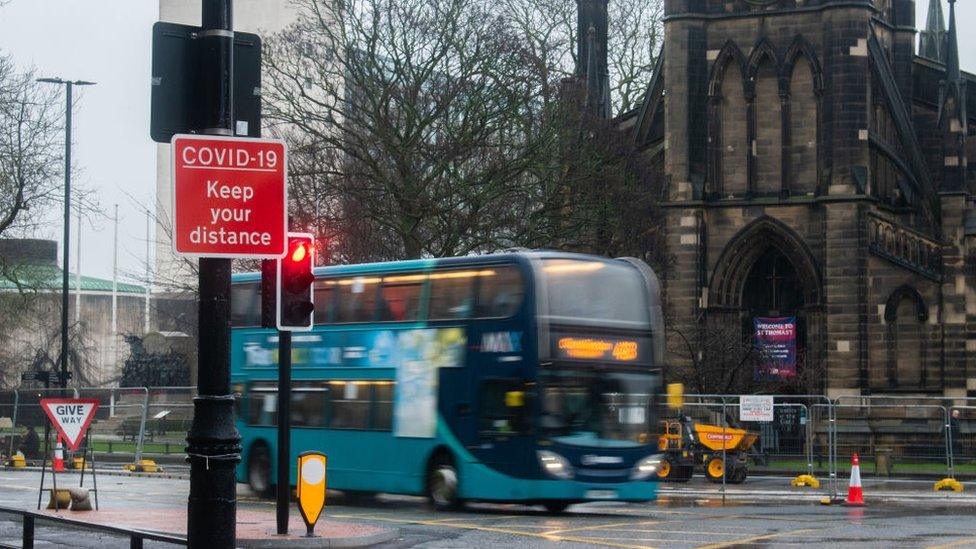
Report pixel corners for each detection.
[40,398,99,451]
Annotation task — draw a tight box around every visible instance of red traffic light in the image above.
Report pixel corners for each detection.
[277,232,316,331]
[290,242,310,262]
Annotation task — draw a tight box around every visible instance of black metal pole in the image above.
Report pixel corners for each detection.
[185,1,240,547]
[277,330,292,534]
[60,82,71,390]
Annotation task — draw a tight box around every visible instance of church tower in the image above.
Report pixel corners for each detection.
[576,0,611,118]
[626,0,975,396]
[919,0,947,63]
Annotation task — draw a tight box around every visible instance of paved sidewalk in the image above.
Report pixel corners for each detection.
[35,507,398,547]
[0,469,397,547]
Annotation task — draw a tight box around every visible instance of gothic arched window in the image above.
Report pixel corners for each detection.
[789,56,818,194]
[719,59,748,195]
[882,286,929,390]
[753,58,781,195]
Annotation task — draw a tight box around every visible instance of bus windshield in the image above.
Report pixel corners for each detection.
[541,259,649,328]
[539,368,656,448]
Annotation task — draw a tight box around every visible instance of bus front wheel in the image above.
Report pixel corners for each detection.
[248,443,274,498]
[426,453,462,510]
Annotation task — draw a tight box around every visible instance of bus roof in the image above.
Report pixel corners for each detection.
[230,250,641,283]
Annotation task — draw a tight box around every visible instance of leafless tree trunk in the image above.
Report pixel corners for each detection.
[263,0,664,262]
[0,54,65,240]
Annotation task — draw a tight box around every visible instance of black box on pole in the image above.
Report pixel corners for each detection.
[150,21,262,143]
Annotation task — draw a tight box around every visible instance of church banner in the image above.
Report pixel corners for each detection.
[753,316,797,379]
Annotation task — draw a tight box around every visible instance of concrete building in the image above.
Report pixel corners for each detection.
[0,239,147,387]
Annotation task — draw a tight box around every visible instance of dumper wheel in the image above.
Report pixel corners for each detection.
[732,466,749,484]
[728,466,747,484]
[656,457,675,481]
[705,456,726,483]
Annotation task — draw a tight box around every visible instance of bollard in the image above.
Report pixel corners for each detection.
[874,447,893,477]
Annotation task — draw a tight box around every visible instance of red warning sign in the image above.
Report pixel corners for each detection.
[171,135,288,258]
[40,398,99,451]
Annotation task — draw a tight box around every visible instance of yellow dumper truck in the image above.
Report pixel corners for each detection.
[656,416,759,483]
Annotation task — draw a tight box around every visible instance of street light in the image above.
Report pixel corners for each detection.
[36,77,96,389]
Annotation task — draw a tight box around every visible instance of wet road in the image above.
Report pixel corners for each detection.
[0,470,974,548]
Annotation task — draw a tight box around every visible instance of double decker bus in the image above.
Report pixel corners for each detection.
[230,251,664,511]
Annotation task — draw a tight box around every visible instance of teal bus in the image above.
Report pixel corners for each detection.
[230,251,665,511]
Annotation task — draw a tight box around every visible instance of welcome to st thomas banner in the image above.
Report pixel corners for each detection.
[753,316,797,379]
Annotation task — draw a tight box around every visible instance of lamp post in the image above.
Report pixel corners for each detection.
[36,77,95,389]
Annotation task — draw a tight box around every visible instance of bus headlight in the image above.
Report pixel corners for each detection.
[537,450,574,480]
[631,454,663,480]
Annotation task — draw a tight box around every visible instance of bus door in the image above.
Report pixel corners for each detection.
[468,322,536,476]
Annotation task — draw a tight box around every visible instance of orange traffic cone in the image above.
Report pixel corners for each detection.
[844,452,865,506]
[53,438,65,473]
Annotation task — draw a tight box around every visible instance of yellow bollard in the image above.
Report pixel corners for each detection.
[124,459,162,473]
[934,478,964,492]
[46,489,72,510]
[791,474,821,489]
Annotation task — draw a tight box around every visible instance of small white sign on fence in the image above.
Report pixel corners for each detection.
[740,395,774,422]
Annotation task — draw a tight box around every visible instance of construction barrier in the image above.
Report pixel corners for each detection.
[0,386,196,471]
[0,387,973,497]
[672,393,973,498]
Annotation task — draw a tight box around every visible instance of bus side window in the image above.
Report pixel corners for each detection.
[248,391,278,426]
[335,277,381,323]
[371,382,394,430]
[291,388,328,428]
[313,280,336,324]
[379,278,423,322]
[476,266,524,318]
[328,381,370,429]
[429,272,474,320]
[231,282,261,327]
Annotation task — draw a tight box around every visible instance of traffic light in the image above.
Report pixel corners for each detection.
[277,233,315,331]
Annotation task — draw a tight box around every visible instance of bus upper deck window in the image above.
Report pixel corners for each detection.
[379,277,423,322]
[313,280,335,324]
[477,266,523,317]
[335,277,381,323]
[429,271,476,320]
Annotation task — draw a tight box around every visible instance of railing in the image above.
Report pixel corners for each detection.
[662,393,975,496]
[2,386,974,491]
[0,505,186,548]
[0,386,195,469]
[867,213,943,280]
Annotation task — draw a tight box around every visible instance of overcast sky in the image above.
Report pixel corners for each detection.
[0,0,974,284]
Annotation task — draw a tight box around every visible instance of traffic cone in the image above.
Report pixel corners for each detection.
[844,452,865,506]
[53,438,65,473]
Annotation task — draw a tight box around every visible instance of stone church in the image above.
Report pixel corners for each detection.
[582,0,975,397]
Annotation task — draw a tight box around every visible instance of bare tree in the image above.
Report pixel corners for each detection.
[503,0,663,114]
[0,53,64,239]
[263,0,665,262]
[265,0,551,260]
[0,289,100,389]
[607,0,663,113]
